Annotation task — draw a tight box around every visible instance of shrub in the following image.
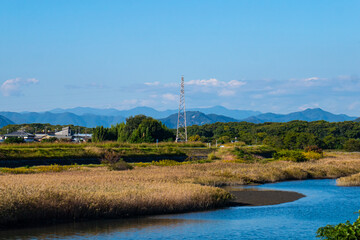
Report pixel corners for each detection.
[151,160,182,166]
[208,152,218,160]
[108,160,133,171]
[133,162,152,167]
[4,137,25,144]
[101,151,132,171]
[41,137,57,143]
[305,145,323,154]
[317,213,360,239]
[344,139,360,152]
[303,151,323,160]
[273,150,308,162]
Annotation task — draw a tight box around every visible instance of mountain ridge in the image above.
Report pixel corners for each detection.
[48,106,260,119]
[243,108,356,123]
[0,115,14,128]
[0,107,357,129]
[159,111,239,128]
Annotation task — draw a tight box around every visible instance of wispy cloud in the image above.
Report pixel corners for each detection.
[186,78,246,88]
[1,78,39,97]
[144,81,160,86]
[65,82,109,90]
[298,103,320,111]
[162,93,177,101]
[218,89,236,96]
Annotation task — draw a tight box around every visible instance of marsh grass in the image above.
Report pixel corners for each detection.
[0,164,82,174]
[337,172,360,186]
[0,142,206,160]
[0,152,359,227]
[0,169,230,227]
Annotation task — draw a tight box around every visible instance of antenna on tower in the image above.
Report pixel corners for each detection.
[176,75,187,142]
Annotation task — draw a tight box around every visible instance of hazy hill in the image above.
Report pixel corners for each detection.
[189,106,261,119]
[1,107,357,129]
[50,107,123,116]
[49,107,176,118]
[159,111,239,128]
[49,106,260,119]
[242,108,356,123]
[0,112,125,128]
[0,115,14,128]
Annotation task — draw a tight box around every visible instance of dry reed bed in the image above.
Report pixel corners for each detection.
[337,172,360,186]
[1,152,360,227]
[0,169,230,227]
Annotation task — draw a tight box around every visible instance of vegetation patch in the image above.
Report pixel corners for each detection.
[0,152,359,227]
[317,212,360,239]
[0,164,80,174]
[273,150,308,162]
[337,172,360,186]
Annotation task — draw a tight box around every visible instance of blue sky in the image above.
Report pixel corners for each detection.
[1,0,360,115]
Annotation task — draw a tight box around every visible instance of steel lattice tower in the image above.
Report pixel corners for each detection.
[176,76,187,142]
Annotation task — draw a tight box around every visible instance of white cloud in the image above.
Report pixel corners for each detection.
[187,78,223,87]
[268,89,287,95]
[1,78,39,97]
[348,101,360,111]
[65,82,108,90]
[162,93,178,101]
[144,81,160,86]
[186,78,246,88]
[303,77,320,82]
[218,89,236,96]
[228,80,246,87]
[298,103,320,111]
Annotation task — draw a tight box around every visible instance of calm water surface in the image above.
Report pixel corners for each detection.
[2,179,360,240]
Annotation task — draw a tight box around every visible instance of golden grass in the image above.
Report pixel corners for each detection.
[1,152,360,227]
[0,168,230,227]
[0,164,83,174]
[337,172,360,186]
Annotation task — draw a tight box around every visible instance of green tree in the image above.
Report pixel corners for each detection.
[317,213,360,239]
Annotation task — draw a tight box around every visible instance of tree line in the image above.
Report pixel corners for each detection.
[92,115,174,143]
[4,116,360,150]
[187,120,360,150]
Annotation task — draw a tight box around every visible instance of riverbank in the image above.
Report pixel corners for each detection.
[1,152,360,228]
[226,187,305,206]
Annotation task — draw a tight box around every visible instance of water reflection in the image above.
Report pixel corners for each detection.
[0,217,204,240]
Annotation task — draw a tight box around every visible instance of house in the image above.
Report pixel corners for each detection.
[55,127,72,136]
[3,130,35,142]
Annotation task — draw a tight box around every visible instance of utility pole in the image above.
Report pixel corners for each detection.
[176,76,187,142]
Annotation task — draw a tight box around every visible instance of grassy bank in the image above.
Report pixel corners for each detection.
[0,169,230,227]
[1,152,360,227]
[0,142,211,168]
[337,172,360,186]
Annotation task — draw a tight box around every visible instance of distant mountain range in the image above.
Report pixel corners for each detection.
[0,115,14,128]
[48,106,260,119]
[159,111,239,129]
[243,108,356,123]
[0,107,357,129]
[0,112,125,128]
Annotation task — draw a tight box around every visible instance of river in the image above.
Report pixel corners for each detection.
[1,179,359,240]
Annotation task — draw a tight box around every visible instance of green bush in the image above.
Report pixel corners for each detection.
[4,137,25,144]
[151,160,182,166]
[101,151,133,171]
[41,137,57,143]
[208,152,218,160]
[108,160,133,171]
[344,139,360,152]
[317,213,360,239]
[304,145,323,154]
[273,150,308,162]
